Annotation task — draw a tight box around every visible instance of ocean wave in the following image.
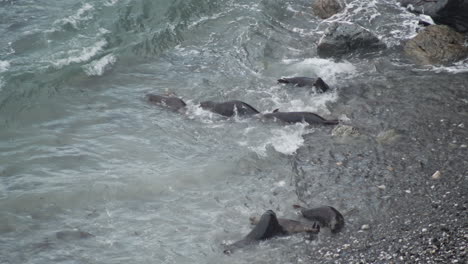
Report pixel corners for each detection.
[0,60,10,72]
[249,124,308,156]
[53,3,95,30]
[51,39,107,68]
[281,58,357,85]
[83,54,117,76]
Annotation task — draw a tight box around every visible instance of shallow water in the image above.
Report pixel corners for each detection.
[0,0,467,263]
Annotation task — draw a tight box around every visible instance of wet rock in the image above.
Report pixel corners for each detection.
[431,170,442,180]
[404,25,468,65]
[332,124,360,137]
[317,22,384,58]
[376,129,401,144]
[312,0,345,19]
[398,0,468,33]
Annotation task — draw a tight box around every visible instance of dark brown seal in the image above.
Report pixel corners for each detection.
[293,204,345,233]
[249,215,320,234]
[223,210,287,255]
[146,93,187,112]
[262,110,339,125]
[199,100,260,117]
[278,77,330,93]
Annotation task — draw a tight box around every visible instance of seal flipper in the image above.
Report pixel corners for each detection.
[224,210,286,255]
[313,77,330,93]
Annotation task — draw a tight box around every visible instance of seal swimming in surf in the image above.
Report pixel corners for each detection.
[278,77,330,93]
[293,205,345,233]
[223,210,287,255]
[146,94,187,112]
[262,110,339,125]
[199,100,260,117]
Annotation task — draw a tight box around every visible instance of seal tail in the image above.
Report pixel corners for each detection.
[323,119,339,125]
[277,78,289,84]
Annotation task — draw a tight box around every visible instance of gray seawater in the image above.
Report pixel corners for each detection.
[0,0,467,263]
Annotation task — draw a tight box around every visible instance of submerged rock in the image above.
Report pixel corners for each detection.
[398,0,468,33]
[332,124,360,137]
[312,0,345,19]
[56,230,94,240]
[376,129,401,144]
[317,22,384,58]
[404,25,468,65]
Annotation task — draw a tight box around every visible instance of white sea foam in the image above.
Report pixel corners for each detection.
[428,59,468,74]
[250,124,308,156]
[281,58,356,85]
[104,0,120,6]
[83,54,116,76]
[54,3,94,29]
[0,60,10,72]
[52,39,107,68]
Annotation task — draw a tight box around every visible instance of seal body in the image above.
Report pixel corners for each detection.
[199,100,260,117]
[224,210,286,254]
[146,94,187,112]
[249,216,320,235]
[295,205,345,233]
[262,111,339,125]
[278,77,330,93]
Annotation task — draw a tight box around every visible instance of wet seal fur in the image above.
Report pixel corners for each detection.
[249,216,320,235]
[293,205,345,233]
[199,100,260,117]
[146,94,187,112]
[262,110,339,126]
[223,210,288,255]
[278,77,330,93]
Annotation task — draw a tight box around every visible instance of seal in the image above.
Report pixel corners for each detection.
[293,205,345,233]
[278,77,330,93]
[262,110,339,125]
[146,94,187,112]
[199,100,260,117]
[223,210,286,255]
[249,215,320,235]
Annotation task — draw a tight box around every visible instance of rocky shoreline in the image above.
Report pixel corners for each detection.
[292,1,468,262]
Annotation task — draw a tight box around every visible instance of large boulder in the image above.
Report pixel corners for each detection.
[317,22,384,58]
[398,0,468,33]
[312,0,345,19]
[404,25,468,65]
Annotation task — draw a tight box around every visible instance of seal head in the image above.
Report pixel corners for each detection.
[146,94,187,112]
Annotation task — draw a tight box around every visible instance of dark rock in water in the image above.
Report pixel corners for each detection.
[278,77,330,93]
[146,94,187,112]
[312,0,345,19]
[199,100,259,117]
[294,205,345,233]
[224,210,286,254]
[56,230,94,240]
[404,25,468,65]
[262,111,339,126]
[398,0,468,33]
[317,22,384,58]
